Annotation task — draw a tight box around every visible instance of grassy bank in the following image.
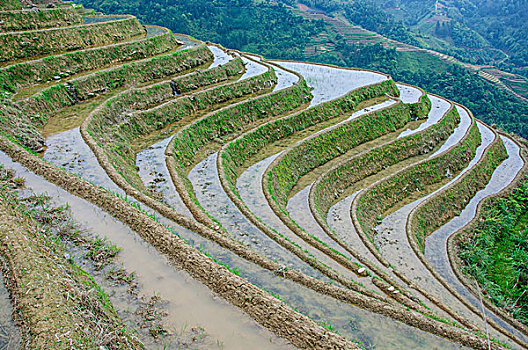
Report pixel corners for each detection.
[0,165,143,349]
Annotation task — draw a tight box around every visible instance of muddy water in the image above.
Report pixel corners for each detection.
[36,124,406,346]
[399,96,451,138]
[238,153,286,233]
[234,151,382,283]
[0,272,20,350]
[135,45,240,217]
[395,84,422,104]
[288,184,353,258]
[271,61,387,106]
[425,135,527,344]
[289,96,453,303]
[372,123,508,338]
[328,191,452,321]
[186,154,465,349]
[1,150,465,349]
[33,58,469,346]
[284,184,388,292]
[136,136,192,216]
[188,152,360,281]
[240,57,268,80]
[282,91,421,261]
[0,151,293,350]
[329,192,372,259]
[42,127,125,196]
[272,65,299,92]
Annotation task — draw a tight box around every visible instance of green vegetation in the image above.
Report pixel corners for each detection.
[269,94,429,206]
[0,6,82,31]
[74,0,528,141]
[87,59,275,202]
[0,28,178,94]
[312,104,460,223]
[0,100,43,151]
[411,136,508,251]
[222,79,399,195]
[0,166,142,349]
[168,77,310,225]
[357,122,482,240]
[22,44,213,124]
[2,0,526,345]
[91,55,245,132]
[0,16,145,63]
[0,0,21,10]
[171,78,310,169]
[458,178,528,324]
[370,0,528,68]
[74,0,325,59]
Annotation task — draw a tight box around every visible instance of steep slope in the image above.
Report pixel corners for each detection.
[0,1,526,349]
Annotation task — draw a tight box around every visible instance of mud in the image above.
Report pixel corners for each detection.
[0,150,295,350]
[136,136,192,216]
[0,271,20,350]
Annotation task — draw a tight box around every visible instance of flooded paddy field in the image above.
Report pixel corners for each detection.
[1,8,526,348]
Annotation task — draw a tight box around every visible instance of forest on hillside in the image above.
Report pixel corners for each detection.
[371,0,528,70]
[77,0,528,139]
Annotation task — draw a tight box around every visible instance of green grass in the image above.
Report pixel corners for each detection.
[397,51,451,74]
[459,179,528,324]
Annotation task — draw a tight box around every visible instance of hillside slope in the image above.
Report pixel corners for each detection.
[0,1,527,349]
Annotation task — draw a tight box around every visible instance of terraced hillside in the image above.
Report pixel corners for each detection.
[0,1,527,349]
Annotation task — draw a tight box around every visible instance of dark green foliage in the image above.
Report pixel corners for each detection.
[450,0,528,68]
[75,0,528,142]
[459,179,528,324]
[73,0,324,60]
[397,65,528,140]
[342,1,417,45]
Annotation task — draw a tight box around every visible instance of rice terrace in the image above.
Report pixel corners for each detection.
[0,0,527,348]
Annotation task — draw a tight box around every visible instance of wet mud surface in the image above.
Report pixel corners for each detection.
[0,150,292,350]
[0,272,20,350]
